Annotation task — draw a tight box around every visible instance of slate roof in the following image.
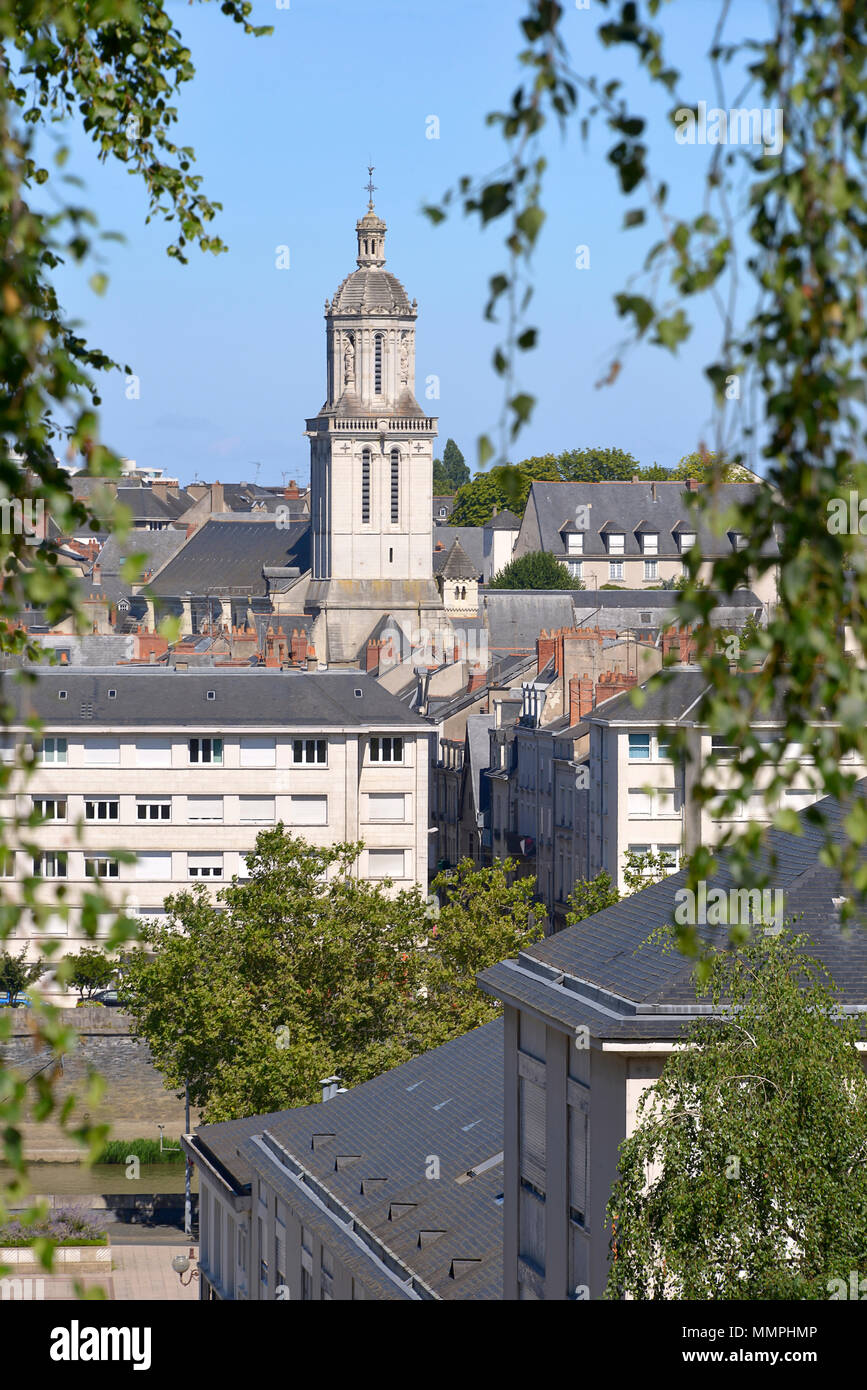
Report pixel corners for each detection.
[482,590,578,653]
[465,714,495,819]
[588,670,793,727]
[432,526,485,576]
[116,486,192,523]
[520,481,780,561]
[145,518,310,598]
[330,267,413,315]
[192,1020,504,1301]
[0,667,432,730]
[485,509,521,531]
[438,539,479,581]
[479,785,867,1039]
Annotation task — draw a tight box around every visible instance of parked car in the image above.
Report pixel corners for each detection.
[90,988,122,1007]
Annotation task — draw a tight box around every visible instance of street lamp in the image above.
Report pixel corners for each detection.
[171,1249,200,1287]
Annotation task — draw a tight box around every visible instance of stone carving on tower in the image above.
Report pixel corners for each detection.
[304,173,442,665]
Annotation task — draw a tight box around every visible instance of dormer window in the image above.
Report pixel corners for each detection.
[642,533,658,555]
[607,533,625,555]
[680,531,696,552]
[567,532,583,555]
[730,530,747,550]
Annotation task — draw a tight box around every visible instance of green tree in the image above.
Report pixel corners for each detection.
[0,949,45,999]
[606,932,867,1299]
[122,833,543,1122]
[556,446,643,481]
[488,549,584,590]
[564,870,620,926]
[671,451,754,483]
[425,858,543,1042]
[63,948,116,1001]
[433,438,470,494]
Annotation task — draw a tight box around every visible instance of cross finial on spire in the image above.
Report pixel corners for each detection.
[365,162,377,211]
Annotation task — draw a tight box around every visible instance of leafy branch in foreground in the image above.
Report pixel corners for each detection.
[430,0,867,940]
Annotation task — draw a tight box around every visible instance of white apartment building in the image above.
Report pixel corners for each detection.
[587,669,866,891]
[0,667,431,997]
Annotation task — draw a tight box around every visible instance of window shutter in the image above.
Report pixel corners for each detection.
[568,1104,588,1223]
[519,1076,546,1190]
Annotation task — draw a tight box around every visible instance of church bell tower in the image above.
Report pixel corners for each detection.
[305,177,441,663]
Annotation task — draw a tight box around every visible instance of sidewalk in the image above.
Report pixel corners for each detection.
[111,1241,200,1301]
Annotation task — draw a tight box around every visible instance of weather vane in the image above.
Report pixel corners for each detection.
[365,162,377,210]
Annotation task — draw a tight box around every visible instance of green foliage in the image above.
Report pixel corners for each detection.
[621,848,679,896]
[121,833,542,1122]
[432,439,470,494]
[0,950,45,997]
[606,932,867,1299]
[448,447,666,525]
[430,0,867,943]
[488,549,584,590]
[671,451,753,483]
[95,1138,182,1165]
[564,870,619,926]
[0,0,266,1253]
[62,949,116,1000]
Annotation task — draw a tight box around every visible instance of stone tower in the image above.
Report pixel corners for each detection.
[305,189,442,664]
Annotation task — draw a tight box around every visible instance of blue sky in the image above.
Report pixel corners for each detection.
[46,0,771,487]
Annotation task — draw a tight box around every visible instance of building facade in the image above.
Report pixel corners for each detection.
[0,667,431,998]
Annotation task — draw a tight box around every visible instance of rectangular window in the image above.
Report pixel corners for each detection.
[85,856,119,879]
[608,560,623,581]
[34,852,67,878]
[0,848,14,877]
[369,736,403,764]
[568,559,583,580]
[86,798,119,822]
[240,796,276,824]
[187,797,222,822]
[84,737,120,766]
[680,531,696,551]
[657,735,671,760]
[567,532,583,555]
[189,737,223,765]
[188,853,223,879]
[607,533,624,555]
[136,798,171,821]
[136,738,172,768]
[366,793,406,822]
[367,849,406,879]
[38,737,67,765]
[287,795,326,826]
[628,733,651,761]
[627,789,652,817]
[361,449,371,525]
[644,559,658,581]
[292,738,327,765]
[136,852,172,881]
[658,846,679,871]
[656,788,677,816]
[33,798,67,822]
[239,736,276,768]
[642,533,658,555]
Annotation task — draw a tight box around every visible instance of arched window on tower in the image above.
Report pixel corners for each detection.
[374,334,383,394]
[361,448,371,524]
[390,449,399,524]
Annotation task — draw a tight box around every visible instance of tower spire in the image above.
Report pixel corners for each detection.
[365,162,377,212]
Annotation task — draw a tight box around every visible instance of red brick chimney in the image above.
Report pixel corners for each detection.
[264,623,278,668]
[685,477,700,492]
[467,664,487,694]
[596,669,638,703]
[284,480,300,500]
[291,627,308,665]
[536,628,556,675]
[365,638,380,673]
